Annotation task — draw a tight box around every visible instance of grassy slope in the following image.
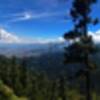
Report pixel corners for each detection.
[0,81,28,100]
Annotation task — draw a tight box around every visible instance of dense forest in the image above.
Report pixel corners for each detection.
[0,55,100,100]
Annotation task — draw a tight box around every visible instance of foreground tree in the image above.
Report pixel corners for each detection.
[64,0,99,100]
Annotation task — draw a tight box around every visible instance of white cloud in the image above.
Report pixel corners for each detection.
[27,37,65,44]
[88,30,100,43]
[57,37,65,42]
[0,28,21,43]
[9,12,33,22]
[8,11,64,22]
[0,28,36,44]
[0,10,68,23]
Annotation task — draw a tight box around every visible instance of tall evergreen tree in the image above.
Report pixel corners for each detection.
[58,75,66,100]
[64,0,99,100]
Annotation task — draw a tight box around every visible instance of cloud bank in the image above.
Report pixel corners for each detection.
[0,28,100,44]
[0,28,64,44]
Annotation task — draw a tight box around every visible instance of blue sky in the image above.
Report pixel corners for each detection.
[0,0,100,43]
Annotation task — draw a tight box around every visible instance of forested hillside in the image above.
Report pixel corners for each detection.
[0,55,100,100]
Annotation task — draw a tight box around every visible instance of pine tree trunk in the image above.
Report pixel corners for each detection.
[86,70,91,100]
[84,13,92,100]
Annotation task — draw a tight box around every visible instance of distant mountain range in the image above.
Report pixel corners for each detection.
[0,41,100,57]
[0,42,65,57]
[0,42,100,78]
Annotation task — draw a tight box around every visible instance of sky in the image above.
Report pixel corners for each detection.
[0,0,100,43]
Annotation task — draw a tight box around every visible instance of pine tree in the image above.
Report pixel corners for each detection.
[64,0,99,100]
[19,58,29,95]
[58,75,66,100]
[50,80,58,100]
